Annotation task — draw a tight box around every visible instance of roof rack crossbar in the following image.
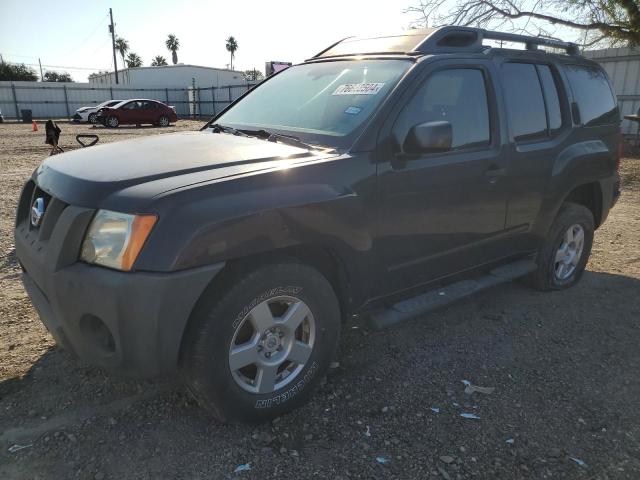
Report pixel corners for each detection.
[479,30,579,55]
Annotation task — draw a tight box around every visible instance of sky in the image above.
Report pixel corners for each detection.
[0,0,419,82]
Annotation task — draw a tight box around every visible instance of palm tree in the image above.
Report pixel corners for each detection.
[151,55,168,66]
[114,37,129,69]
[125,52,143,68]
[166,34,180,65]
[225,36,238,70]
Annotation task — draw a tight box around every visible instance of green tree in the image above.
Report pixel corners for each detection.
[43,71,73,82]
[226,36,239,70]
[243,68,264,82]
[151,55,168,66]
[115,37,130,69]
[125,52,143,68]
[0,62,38,81]
[166,34,180,65]
[406,0,640,47]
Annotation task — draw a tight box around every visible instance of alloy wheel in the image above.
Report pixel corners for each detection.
[554,224,585,280]
[228,296,315,394]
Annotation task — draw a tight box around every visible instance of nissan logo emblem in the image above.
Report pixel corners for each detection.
[30,197,45,228]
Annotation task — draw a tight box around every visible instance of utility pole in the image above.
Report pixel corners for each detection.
[109,8,119,84]
[38,58,44,81]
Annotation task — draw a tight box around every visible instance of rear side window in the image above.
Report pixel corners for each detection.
[502,63,547,141]
[565,65,618,126]
[537,65,563,133]
[394,68,491,150]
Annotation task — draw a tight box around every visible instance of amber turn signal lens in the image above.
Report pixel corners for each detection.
[121,214,157,271]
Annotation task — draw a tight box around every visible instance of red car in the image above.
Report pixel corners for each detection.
[96,99,177,128]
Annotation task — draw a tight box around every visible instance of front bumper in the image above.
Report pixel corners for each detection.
[14,181,225,377]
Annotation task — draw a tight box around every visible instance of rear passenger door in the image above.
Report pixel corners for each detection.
[376,61,509,294]
[499,61,569,252]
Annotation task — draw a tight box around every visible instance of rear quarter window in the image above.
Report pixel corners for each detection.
[565,65,619,126]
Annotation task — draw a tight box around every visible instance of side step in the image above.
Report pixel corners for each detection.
[369,259,537,330]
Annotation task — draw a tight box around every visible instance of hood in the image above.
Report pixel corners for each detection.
[34,131,332,210]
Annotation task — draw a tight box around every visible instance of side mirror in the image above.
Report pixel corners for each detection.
[403,121,452,154]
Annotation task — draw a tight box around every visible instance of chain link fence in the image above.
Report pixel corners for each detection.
[0,81,256,120]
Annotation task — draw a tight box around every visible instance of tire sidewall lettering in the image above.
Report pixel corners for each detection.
[231,286,302,330]
[254,360,318,409]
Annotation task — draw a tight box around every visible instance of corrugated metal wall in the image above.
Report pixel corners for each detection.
[585,47,640,135]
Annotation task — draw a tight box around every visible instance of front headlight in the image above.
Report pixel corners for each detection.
[80,210,157,271]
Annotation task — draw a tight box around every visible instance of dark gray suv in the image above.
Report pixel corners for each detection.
[15,27,621,422]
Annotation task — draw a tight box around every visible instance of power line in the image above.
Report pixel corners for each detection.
[76,12,110,49]
[6,60,110,71]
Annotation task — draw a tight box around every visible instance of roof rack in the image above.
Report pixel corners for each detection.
[311,26,580,59]
[477,29,580,55]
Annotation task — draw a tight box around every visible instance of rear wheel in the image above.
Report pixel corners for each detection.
[524,202,594,291]
[157,115,170,127]
[106,115,119,128]
[182,262,340,423]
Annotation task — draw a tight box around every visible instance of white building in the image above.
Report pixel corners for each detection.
[89,64,246,88]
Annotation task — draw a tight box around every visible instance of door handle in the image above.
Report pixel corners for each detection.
[484,166,506,184]
[484,167,506,177]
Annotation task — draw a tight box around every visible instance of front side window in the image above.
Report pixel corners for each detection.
[393,68,491,150]
[565,65,618,126]
[216,59,412,147]
[502,63,548,142]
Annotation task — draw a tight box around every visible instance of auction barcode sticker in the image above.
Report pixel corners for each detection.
[332,83,385,95]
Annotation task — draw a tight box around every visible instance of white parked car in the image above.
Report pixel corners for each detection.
[73,100,124,124]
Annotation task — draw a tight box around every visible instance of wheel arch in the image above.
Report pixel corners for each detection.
[177,243,353,368]
[562,181,603,228]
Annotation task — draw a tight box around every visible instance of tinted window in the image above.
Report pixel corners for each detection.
[394,68,491,150]
[502,63,547,141]
[565,65,618,126]
[537,65,563,133]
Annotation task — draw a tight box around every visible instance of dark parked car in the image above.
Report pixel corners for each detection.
[96,99,177,127]
[15,27,621,423]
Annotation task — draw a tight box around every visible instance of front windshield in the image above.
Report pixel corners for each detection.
[216,59,411,147]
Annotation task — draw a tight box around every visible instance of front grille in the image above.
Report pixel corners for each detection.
[16,180,69,241]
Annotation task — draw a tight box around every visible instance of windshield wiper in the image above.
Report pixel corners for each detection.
[209,123,250,137]
[240,128,323,151]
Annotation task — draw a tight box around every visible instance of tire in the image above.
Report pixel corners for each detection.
[182,262,341,423]
[157,115,170,127]
[88,113,97,124]
[106,116,119,128]
[524,202,594,291]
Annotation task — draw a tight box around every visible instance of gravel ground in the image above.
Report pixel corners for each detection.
[1,120,639,479]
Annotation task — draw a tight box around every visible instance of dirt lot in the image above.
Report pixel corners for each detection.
[1,120,639,479]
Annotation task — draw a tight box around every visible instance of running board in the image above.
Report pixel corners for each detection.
[369,259,537,330]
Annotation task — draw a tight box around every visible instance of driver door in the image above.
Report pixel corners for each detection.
[375,61,509,294]
[119,101,140,124]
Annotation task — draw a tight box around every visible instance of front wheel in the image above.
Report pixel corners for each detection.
[524,202,595,291]
[88,113,97,124]
[182,262,340,423]
[106,115,119,128]
[157,115,170,127]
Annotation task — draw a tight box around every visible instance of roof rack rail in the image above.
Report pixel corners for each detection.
[309,26,580,60]
[413,27,580,55]
[479,29,580,55]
